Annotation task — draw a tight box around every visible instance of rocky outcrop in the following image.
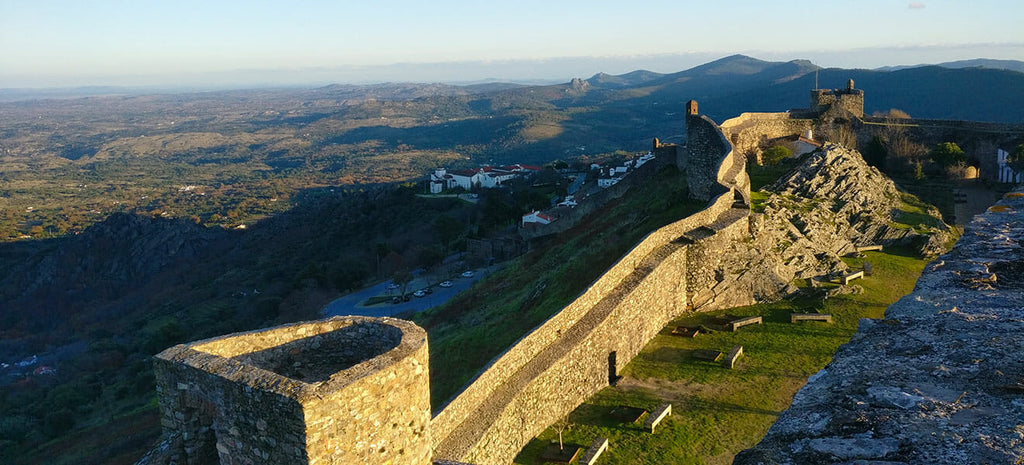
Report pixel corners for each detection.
[692,144,951,311]
[766,144,952,257]
[7,212,225,297]
[735,189,1024,464]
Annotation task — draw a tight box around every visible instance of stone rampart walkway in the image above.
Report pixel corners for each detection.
[433,241,681,460]
[435,203,750,461]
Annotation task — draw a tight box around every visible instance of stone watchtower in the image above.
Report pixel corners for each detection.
[809,78,864,118]
[153,316,432,465]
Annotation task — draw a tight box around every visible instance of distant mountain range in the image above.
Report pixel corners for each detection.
[876,58,1024,74]
[565,54,1024,123]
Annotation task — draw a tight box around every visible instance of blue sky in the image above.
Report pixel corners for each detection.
[1,0,1021,88]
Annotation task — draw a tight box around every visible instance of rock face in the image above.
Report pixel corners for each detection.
[694,144,951,310]
[765,144,952,257]
[9,212,225,296]
[735,189,1024,464]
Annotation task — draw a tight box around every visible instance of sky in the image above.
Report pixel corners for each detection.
[1,0,1021,88]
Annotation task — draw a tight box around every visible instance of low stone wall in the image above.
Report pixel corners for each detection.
[735,189,1024,464]
[861,116,1024,134]
[154,316,433,465]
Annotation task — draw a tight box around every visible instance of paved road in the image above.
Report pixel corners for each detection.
[322,267,494,318]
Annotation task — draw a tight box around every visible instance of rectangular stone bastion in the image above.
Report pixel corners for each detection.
[153,316,432,465]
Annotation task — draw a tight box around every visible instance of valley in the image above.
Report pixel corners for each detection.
[1,54,1023,464]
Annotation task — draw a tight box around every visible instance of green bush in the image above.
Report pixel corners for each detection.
[929,142,965,167]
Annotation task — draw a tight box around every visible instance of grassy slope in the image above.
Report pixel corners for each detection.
[415,166,705,409]
[514,249,928,464]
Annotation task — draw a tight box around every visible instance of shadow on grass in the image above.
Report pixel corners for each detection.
[683,395,783,418]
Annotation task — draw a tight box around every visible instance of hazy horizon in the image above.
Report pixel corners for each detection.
[2,0,1022,89]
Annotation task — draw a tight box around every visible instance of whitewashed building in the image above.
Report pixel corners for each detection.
[997,148,1023,184]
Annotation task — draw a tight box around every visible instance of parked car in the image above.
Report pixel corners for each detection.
[439,280,453,288]
[413,290,426,298]
[461,270,475,278]
[391,296,401,304]
[421,287,433,295]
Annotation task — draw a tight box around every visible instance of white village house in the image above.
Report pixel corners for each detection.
[596,151,654,189]
[430,164,542,193]
[997,148,1023,184]
[521,210,555,226]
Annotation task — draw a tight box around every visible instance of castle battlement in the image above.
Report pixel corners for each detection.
[809,79,865,118]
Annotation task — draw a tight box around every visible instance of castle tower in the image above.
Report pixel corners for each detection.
[153,316,432,465]
[686,100,699,116]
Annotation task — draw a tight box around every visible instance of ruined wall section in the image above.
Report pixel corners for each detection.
[736,190,1024,464]
[154,317,432,465]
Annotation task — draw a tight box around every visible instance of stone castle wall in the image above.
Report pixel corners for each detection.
[811,88,864,118]
[431,109,751,464]
[685,114,735,201]
[720,112,815,162]
[151,105,753,465]
[154,317,432,465]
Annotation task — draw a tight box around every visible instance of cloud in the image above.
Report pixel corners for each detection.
[908,2,926,9]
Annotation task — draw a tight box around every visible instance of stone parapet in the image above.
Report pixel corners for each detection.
[154,316,432,465]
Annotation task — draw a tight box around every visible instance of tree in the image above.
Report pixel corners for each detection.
[392,270,413,297]
[823,124,857,148]
[552,415,572,451]
[434,215,463,256]
[375,242,390,279]
[929,142,966,167]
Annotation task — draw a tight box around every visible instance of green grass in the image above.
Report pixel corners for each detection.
[513,250,930,464]
[748,191,769,214]
[746,162,791,192]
